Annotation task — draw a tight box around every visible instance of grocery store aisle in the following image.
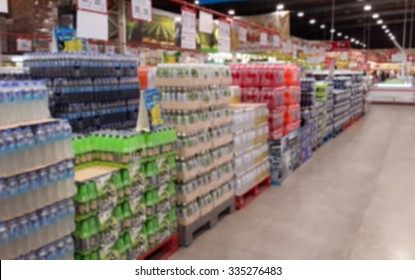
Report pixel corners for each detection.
[171,105,415,260]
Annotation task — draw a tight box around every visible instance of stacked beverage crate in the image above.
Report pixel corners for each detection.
[156,64,235,246]
[300,78,315,163]
[350,72,365,119]
[231,103,270,197]
[24,53,139,133]
[71,129,178,260]
[0,79,76,260]
[333,77,352,132]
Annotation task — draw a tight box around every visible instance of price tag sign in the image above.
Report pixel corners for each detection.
[131,0,152,22]
[78,0,107,14]
[129,47,139,56]
[88,43,99,53]
[181,7,196,50]
[105,45,115,54]
[0,0,8,13]
[199,11,213,34]
[239,26,247,43]
[260,32,268,46]
[17,38,32,52]
[218,19,231,53]
[272,35,280,47]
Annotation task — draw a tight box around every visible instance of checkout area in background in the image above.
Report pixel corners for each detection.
[367,62,415,105]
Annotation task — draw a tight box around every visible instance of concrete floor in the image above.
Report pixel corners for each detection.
[172,105,415,260]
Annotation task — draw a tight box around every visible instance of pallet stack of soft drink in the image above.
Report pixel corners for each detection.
[24,53,139,133]
[71,128,178,259]
[299,78,315,163]
[319,82,334,140]
[333,77,352,132]
[156,64,235,247]
[349,72,365,119]
[230,64,302,186]
[231,103,270,208]
[0,79,76,260]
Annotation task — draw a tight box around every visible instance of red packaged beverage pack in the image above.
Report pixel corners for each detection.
[230,64,242,86]
[263,87,285,109]
[284,104,301,125]
[268,109,284,131]
[283,120,301,136]
[273,65,285,87]
[283,65,301,86]
[284,86,301,105]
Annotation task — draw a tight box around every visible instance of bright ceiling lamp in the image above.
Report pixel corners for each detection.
[309,19,316,24]
[382,25,387,29]
[228,9,235,15]
[277,4,284,11]
[194,0,199,4]
[320,24,326,29]
[364,5,372,11]
[297,11,304,17]
[330,28,335,33]
[345,35,349,39]
[337,32,342,36]
[377,19,383,24]
[351,38,355,42]
[355,40,360,44]
[385,29,390,33]
[372,13,379,19]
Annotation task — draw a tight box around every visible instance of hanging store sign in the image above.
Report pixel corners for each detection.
[76,10,109,41]
[325,41,350,52]
[272,35,280,47]
[131,0,152,22]
[260,31,268,46]
[181,7,197,50]
[199,11,213,34]
[77,0,108,14]
[0,0,8,13]
[239,25,247,43]
[218,19,231,53]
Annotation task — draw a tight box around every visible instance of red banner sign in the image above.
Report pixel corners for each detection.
[324,41,351,52]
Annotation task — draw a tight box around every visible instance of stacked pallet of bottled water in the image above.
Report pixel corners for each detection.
[24,53,139,133]
[349,72,365,119]
[333,77,352,131]
[0,79,76,259]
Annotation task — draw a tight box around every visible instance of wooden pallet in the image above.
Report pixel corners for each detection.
[137,233,179,260]
[178,197,236,247]
[235,176,271,210]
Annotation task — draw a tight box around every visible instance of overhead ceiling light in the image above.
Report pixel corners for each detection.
[345,35,349,39]
[297,11,304,17]
[351,38,355,42]
[228,9,235,15]
[364,5,372,11]
[382,25,387,29]
[309,19,316,24]
[277,4,284,11]
[330,28,335,33]
[372,13,379,19]
[320,24,326,29]
[355,40,360,44]
[390,36,395,40]
[194,0,199,4]
[377,19,383,24]
[337,32,342,36]
[385,29,390,33]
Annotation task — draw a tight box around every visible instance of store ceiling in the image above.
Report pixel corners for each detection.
[154,0,415,49]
